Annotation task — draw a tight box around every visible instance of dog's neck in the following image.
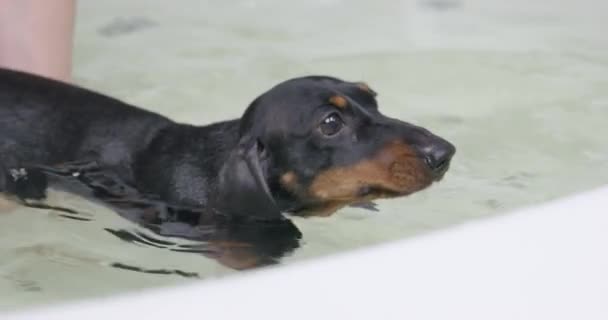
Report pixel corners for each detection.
[135,119,299,214]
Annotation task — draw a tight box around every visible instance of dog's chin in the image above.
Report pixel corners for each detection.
[360,178,439,200]
[286,184,437,217]
[283,166,454,217]
[432,164,450,182]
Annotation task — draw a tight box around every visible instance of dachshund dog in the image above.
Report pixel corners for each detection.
[0,67,455,222]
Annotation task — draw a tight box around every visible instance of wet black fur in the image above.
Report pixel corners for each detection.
[0,68,455,220]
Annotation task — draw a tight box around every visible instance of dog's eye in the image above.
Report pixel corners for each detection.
[319,113,344,136]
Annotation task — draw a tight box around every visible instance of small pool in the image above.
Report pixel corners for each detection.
[1,0,607,311]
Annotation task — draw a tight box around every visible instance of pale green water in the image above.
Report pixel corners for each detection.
[1,0,608,311]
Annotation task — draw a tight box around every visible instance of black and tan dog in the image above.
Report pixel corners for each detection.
[0,67,455,221]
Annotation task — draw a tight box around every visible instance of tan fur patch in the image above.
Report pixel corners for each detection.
[328,95,348,109]
[0,194,19,213]
[205,241,261,270]
[280,171,298,190]
[305,141,432,216]
[356,82,377,96]
[297,200,348,217]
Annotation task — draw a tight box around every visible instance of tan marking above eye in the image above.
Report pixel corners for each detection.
[356,82,377,96]
[328,95,348,109]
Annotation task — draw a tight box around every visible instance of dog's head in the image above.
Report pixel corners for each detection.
[218,76,455,219]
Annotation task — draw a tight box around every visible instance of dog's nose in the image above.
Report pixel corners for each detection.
[419,140,456,173]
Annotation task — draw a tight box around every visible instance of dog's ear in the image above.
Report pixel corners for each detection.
[216,136,282,220]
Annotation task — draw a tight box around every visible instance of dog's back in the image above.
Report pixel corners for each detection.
[0,68,171,178]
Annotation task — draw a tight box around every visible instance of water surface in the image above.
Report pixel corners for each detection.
[1,0,607,310]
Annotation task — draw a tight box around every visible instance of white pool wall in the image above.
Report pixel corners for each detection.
[6,185,608,320]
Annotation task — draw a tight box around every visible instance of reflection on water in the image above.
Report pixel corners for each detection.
[8,161,302,272]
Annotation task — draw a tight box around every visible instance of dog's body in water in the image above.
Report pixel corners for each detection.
[0,67,456,269]
[0,67,455,221]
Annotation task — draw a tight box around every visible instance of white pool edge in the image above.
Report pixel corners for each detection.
[6,185,608,320]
